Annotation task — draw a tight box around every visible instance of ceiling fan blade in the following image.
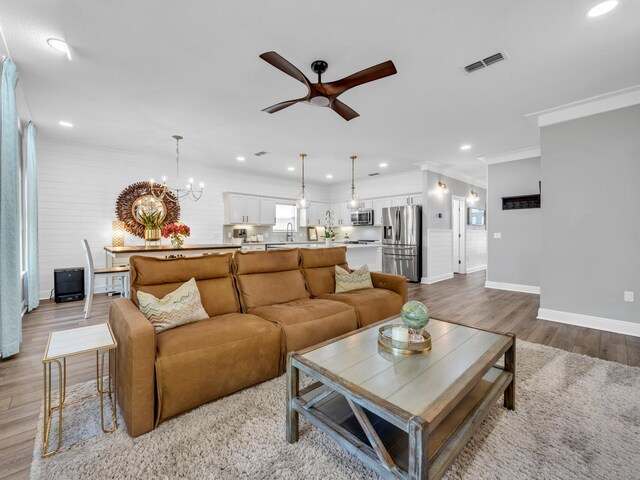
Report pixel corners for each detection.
[262,98,304,114]
[259,51,311,89]
[324,60,397,96]
[330,99,359,121]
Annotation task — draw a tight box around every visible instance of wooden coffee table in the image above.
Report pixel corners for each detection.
[286,317,515,480]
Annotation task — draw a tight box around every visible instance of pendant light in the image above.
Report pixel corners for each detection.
[347,155,358,209]
[295,153,311,210]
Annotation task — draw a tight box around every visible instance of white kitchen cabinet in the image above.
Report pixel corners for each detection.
[409,194,423,205]
[390,195,422,207]
[244,197,260,224]
[330,203,352,226]
[301,202,329,227]
[314,203,330,226]
[241,244,266,252]
[392,196,410,207]
[373,198,392,226]
[225,194,245,224]
[223,193,260,224]
[259,198,276,225]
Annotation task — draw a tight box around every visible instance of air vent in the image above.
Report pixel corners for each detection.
[464,61,485,73]
[254,151,268,156]
[368,172,380,177]
[483,52,504,66]
[463,51,508,74]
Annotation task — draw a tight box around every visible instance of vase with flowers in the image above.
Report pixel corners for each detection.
[323,210,336,247]
[162,223,191,249]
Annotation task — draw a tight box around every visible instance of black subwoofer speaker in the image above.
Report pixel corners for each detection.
[54,267,85,303]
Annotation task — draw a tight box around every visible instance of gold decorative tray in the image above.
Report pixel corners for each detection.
[378,324,431,355]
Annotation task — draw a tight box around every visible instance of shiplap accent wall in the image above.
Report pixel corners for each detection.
[466,230,487,273]
[37,140,330,298]
[423,229,453,284]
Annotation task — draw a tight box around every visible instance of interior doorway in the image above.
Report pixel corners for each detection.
[452,196,466,274]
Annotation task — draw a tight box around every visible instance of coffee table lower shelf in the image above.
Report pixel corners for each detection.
[290,366,513,480]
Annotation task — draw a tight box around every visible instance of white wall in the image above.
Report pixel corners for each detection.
[37,140,330,298]
[466,229,487,273]
[486,157,541,289]
[540,105,640,327]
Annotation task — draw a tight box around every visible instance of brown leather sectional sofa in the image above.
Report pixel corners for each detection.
[108,246,407,437]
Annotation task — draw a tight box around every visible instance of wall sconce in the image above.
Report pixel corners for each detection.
[437,181,448,193]
[112,220,126,247]
[469,190,479,203]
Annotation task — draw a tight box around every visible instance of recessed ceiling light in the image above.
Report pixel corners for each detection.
[326,174,333,179]
[477,156,486,161]
[287,166,295,171]
[460,144,472,151]
[58,121,73,127]
[379,163,388,168]
[587,0,618,17]
[236,156,245,161]
[47,38,72,60]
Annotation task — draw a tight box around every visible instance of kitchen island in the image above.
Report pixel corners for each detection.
[240,241,382,271]
[105,244,240,267]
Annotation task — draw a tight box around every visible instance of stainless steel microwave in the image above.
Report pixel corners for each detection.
[350,209,374,225]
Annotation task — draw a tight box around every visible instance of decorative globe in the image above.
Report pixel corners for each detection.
[400,301,430,330]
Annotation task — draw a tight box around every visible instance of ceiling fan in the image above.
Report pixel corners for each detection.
[259,51,397,121]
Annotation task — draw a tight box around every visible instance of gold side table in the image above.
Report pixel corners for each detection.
[42,323,118,457]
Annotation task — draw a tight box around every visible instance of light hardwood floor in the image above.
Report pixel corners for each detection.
[1,271,638,479]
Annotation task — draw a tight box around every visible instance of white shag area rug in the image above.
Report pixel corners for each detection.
[30,340,640,480]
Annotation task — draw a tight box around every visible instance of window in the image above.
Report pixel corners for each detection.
[274,203,297,231]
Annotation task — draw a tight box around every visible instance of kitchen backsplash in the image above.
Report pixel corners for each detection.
[222,224,383,243]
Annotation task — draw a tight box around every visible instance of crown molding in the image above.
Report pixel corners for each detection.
[526,84,640,127]
[483,147,541,165]
[417,162,487,189]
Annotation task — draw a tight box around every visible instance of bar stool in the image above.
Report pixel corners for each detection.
[82,239,129,318]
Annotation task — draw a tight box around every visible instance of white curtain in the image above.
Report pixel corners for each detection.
[0,58,21,358]
[26,122,39,311]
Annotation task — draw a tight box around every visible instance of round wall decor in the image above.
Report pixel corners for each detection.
[115,181,180,238]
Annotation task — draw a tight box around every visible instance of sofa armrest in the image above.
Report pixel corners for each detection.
[109,298,156,437]
[370,271,408,303]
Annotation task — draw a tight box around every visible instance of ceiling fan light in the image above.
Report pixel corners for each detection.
[47,38,72,60]
[309,96,330,107]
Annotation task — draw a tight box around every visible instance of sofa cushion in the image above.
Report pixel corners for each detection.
[317,288,404,328]
[335,265,373,293]
[250,298,358,353]
[155,313,282,423]
[233,248,309,311]
[130,253,241,317]
[299,247,349,296]
[137,278,209,333]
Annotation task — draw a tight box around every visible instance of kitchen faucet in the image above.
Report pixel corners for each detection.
[286,222,294,242]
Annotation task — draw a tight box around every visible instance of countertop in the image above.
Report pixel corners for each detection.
[243,241,382,249]
[104,244,240,253]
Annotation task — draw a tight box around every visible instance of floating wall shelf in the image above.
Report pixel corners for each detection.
[502,194,541,210]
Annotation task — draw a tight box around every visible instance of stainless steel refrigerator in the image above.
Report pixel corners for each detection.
[382,205,422,282]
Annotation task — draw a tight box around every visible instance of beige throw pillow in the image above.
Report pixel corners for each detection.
[137,278,209,333]
[335,265,373,293]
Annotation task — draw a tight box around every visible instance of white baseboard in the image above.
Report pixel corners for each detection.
[421,272,454,285]
[485,281,540,294]
[538,308,640,338]
[466,265,487,274]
